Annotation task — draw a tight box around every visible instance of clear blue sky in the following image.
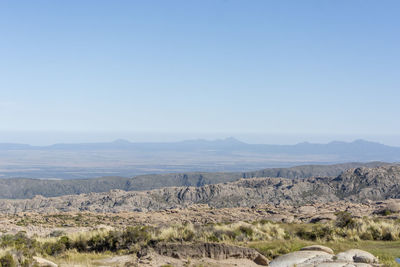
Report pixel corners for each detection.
[0,0,399,144]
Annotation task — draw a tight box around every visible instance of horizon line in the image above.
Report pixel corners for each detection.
[0,137,396,147]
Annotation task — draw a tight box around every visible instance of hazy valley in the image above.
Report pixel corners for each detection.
[0,138,399,179]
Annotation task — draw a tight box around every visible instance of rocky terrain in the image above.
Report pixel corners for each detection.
[0,191,398,266]
[134,244,381,267]
[1,199,396,266]
[0,162,386,199]
[0,165,399,213]
[12,243,385,267]
[1,199,399,237]
[0,164,399,266]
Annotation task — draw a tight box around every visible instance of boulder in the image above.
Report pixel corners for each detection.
[269,250,333,267]
[153,242,268,265]
[299,206,317,214]
[33,256,58,267]
[313,263,348,267]
[385,201,400,213]
[300,245,334,255]
[254,254,269,266]
[336,249,378,264]
[315,263,373,267]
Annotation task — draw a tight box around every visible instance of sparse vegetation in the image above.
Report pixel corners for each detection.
[0,253,17,267]
[0,212,399,266]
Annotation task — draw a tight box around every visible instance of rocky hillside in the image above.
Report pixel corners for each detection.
[0,165,400,213]
[0,162,386,199]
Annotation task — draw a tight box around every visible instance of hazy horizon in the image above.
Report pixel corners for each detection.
[1,131,400,147]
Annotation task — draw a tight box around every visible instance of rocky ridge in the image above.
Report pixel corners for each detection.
[0,165,400,213]
[0,162,386,199]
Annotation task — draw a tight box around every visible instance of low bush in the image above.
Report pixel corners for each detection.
[0,253,17,267]
[335,211,356,228]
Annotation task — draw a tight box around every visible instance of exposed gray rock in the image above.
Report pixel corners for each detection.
[300,245,334,255]
[314,263,372,267]
[270,247,379,267]
[0,162,387,199]
[33,256,58,267]
[152,242,269,265]
[1,165,400,213]
[269,251,333,267]
[336,249,378,264]
[384,200,400,213]
[254,254,270,266]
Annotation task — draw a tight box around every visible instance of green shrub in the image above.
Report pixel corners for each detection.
[73,237,88,252]
[0,253,17,267]
[295,224,334,241]
[0,232,38,258]
[335,211,356,228]
[123,226,152,246]
[87,234,107,252]
[239,226,254,237]
[42,240,66,256]
[360,232,374,240]
[296,227,317,241]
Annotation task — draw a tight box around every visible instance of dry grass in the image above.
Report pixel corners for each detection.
[3,214,400,266]
[157,223,196,242]
[45,250,111,266]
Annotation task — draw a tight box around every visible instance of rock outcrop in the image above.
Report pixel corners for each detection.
[300,245,334,255]
[0,162,388,199]
[33,256,58,267]
[270,246,379,267]
[0,165,400,213]
[150,242,269,265]
[135,244,380,267]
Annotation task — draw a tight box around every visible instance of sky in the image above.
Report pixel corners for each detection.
[0,0,399,145]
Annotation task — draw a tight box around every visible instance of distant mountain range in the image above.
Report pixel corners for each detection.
[1,138,399,159]
[0,138,399,179]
